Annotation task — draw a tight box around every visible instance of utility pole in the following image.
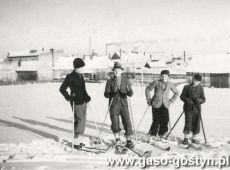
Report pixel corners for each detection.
[89,36,91,56]
[183,50,186,63]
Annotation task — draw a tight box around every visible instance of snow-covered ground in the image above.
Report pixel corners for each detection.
[0,82,230,169]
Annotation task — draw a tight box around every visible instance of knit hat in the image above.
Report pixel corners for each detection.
[161,69,170,75]
[73,58,85,69]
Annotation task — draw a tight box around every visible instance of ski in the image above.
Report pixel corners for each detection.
[113,139,151,157]
[149,139,170,151]
[176,139,201,150]
[127,145,152,157]
[115,144,128,154]
[138,135,170,151]
[60,138,110,154]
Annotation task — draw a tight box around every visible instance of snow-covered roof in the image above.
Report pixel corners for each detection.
[84,56,111,70]
[16,61,38,71]
[186,54,230,73]
[8,51,38,58]
[54,57,75,70]
[144,60,167,68]
[54,56,112,70]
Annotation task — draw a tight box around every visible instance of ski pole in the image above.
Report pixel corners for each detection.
[165,111,184,139]
[99,87,117,138]
[136,105,150,131]
[199,112,207,143]
[168,113,172,137]
[87,103,102,144]
[128,97,137,141]
[98,97,114,137]
[72,100,75,151]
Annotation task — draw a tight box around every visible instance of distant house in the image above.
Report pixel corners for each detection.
[186,54,230,88]
[5,49,65,81]
[7,50,39,62]
[16,61,38,81]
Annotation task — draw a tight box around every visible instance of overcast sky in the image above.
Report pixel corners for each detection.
[0,0,230,57]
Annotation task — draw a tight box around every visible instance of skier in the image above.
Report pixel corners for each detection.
[145,70,179,142]
[59,58,91,144]
[180,73,206,144]
[104,62,134,149]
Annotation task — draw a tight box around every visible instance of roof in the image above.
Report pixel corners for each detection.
[54,56,112,70]
[144,60,167,68]
[8,51,38,58]
[111,53,120,60]
[54,57,75,70]
[186,54,230,73]
[84,56,111,70]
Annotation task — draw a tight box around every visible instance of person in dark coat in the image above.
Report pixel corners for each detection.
[145,70,179,142]
[104,62,134,148]
[180,74,206,144]
[59,58,91,143]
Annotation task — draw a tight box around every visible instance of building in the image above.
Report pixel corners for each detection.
[186,54,230,88]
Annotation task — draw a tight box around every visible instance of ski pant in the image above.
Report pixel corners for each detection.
[148,105,169,136]
[183,108,200,135]
[73,102,87,137]
[109,100,133,136]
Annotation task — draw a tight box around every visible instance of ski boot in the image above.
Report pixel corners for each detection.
[126,140,135,149]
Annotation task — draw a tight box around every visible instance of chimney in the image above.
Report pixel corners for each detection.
[50,48,54,68]
[184,50,186,63]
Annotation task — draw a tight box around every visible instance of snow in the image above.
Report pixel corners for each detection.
[0,82,230,169]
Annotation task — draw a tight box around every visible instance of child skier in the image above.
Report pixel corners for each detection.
[180,73,206,144]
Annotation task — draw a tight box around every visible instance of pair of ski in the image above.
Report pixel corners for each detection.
[138,135,171,151]
[177,139,202,150]
[115,142,152,158]
[60,138,110,154]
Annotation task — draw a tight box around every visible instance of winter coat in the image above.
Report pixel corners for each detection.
[180,84,206,113]
[104,74,133,107]
[60,70,90,105]
[145,79,179,108]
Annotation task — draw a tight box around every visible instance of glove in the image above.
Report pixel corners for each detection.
[147,98,152,106]
[85,95,91,103]
[185,98,194,105]
[194,98,200,104]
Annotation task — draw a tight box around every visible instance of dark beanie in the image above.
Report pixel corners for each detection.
[161,69,170,75]
[194,74,202,81]
[73,58,85,69]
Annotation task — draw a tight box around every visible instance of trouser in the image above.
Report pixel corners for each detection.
[148,105,169,136]
[73,102,87,137]
[183,108,200,135]
[109,100,133,136]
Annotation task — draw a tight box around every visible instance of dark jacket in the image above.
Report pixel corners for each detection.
[104,74,133,107]
[180,84,206,113]
[145,79,179,108]
[60,71,90,105]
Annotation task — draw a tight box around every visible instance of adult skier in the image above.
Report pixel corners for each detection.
[60,58,91,144]
[180,73,206,144]
[145,70,179,142]
[104,62,134,148]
